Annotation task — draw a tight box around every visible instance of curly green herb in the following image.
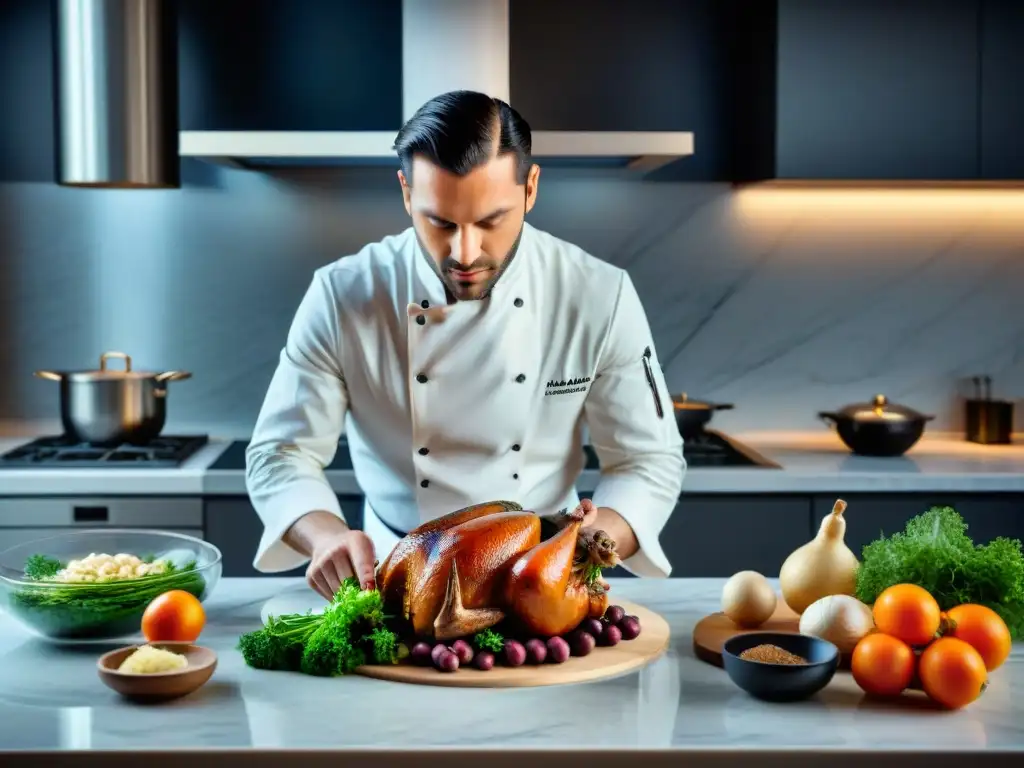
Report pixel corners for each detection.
[24,554,62,581]
[472,628,505,653]
[855,505,1024,639]
[238,577,401,676]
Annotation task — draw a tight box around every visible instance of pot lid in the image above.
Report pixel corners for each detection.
[833,394,928,422]
[35,352,190,383]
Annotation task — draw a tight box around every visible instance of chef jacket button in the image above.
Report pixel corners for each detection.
[513,473,519,480]
[416,315,426,326]
[418,447,429,456]
[420,479,430,488]
[421,300,430,308]
[515,373,526,383]
[416,373,428,383]
[514,298,523,308]
[512,444,521,452]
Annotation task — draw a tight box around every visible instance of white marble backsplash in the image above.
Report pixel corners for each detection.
[1,165,1022,435]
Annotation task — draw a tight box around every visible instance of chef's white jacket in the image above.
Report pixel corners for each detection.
[246,222,685,577]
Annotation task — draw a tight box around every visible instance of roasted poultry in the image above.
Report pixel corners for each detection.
[375,500,620,641]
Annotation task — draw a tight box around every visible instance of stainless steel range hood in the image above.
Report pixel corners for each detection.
[179,0,695,173]
[55,0,180,189]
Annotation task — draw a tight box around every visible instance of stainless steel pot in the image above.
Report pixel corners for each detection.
[34,351,191,445]
[819,394,935,457]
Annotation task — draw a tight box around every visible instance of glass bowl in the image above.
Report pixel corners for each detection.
[0,529,222,642]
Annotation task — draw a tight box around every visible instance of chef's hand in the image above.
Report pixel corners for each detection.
[306,528,377,601]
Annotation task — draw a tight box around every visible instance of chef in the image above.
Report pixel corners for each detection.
[246,90,685,601]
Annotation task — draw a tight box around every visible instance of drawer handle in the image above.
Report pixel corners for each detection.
[73,506,109,523]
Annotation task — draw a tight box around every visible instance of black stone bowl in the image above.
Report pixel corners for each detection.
[722,631,839,703]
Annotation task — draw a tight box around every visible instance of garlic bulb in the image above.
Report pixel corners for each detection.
[799,594,875,653]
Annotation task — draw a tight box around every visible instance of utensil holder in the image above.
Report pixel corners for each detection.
[964,399,1014,445]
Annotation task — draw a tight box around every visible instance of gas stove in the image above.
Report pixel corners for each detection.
[581,429,779,469]
[681,430,780,468]
[0,435,209,469]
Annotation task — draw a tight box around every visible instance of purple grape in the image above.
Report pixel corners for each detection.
[570,630,596,657]
[600,624,623,647]
[410,642,433,666]
[434,650,460,672]
[524,638,548,664]
[618,616,642,640]
[580,618,604,639]
[503,639,527,667]
[604,605,626,624]
[451,639,474,665]
[546,636,571,663]
[474,650,495,671]
[430,643,448,665]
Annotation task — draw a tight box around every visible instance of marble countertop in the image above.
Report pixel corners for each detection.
[0,577,1020,767]
[1,430,1023,497]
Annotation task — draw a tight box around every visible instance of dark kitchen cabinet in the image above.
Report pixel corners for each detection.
[773,0,980,180]
[177,0,402,131]
[979,0,1024,179]
[204,494,365,578]
[663,495,813,578]
[0,0,55,181]
[812,494,1024,560]
[509,0,764,180]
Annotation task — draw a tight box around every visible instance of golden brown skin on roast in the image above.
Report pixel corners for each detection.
[376,501,540,639]
[501,514,591,637]
[376,500,619,641]
[376,500,521,610]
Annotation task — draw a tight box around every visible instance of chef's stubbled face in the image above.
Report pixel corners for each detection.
[400,154,540,301]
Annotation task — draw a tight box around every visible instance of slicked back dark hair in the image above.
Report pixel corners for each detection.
[393,90,533,185]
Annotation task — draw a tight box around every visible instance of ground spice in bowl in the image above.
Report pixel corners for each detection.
[738,643,808,665]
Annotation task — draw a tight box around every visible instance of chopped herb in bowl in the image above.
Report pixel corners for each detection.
[0,530,221,641]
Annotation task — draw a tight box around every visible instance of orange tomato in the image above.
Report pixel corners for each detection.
[944,604,1012,672]
[851,632,916,696]
[141,590,206,642]
[918,637,988,710]
[872,584,941,646]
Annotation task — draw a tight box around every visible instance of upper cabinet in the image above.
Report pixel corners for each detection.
[979,0,1024,180]
[2,0,1023,182]
[173,0,1024,182]
[508,0,748,180]
[0,0,55,182]
[177,0,402,131]
[773,0,980,181]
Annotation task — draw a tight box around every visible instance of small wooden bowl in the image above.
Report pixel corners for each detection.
[97,642,217,702]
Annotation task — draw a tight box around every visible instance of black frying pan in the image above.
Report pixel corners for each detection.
[672,394,734,439]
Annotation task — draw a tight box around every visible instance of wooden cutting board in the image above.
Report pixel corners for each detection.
[262,590,671,688]
[692,601,853,669]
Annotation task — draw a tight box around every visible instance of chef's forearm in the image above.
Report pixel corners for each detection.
[283,510,351,557]
[591,506,640,561]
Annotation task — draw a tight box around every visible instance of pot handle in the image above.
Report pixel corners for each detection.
[818,411,838,425]
[713,403,735,411]
[155,371,192,383]
[100,351,131,372]
[33,370,62,382]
